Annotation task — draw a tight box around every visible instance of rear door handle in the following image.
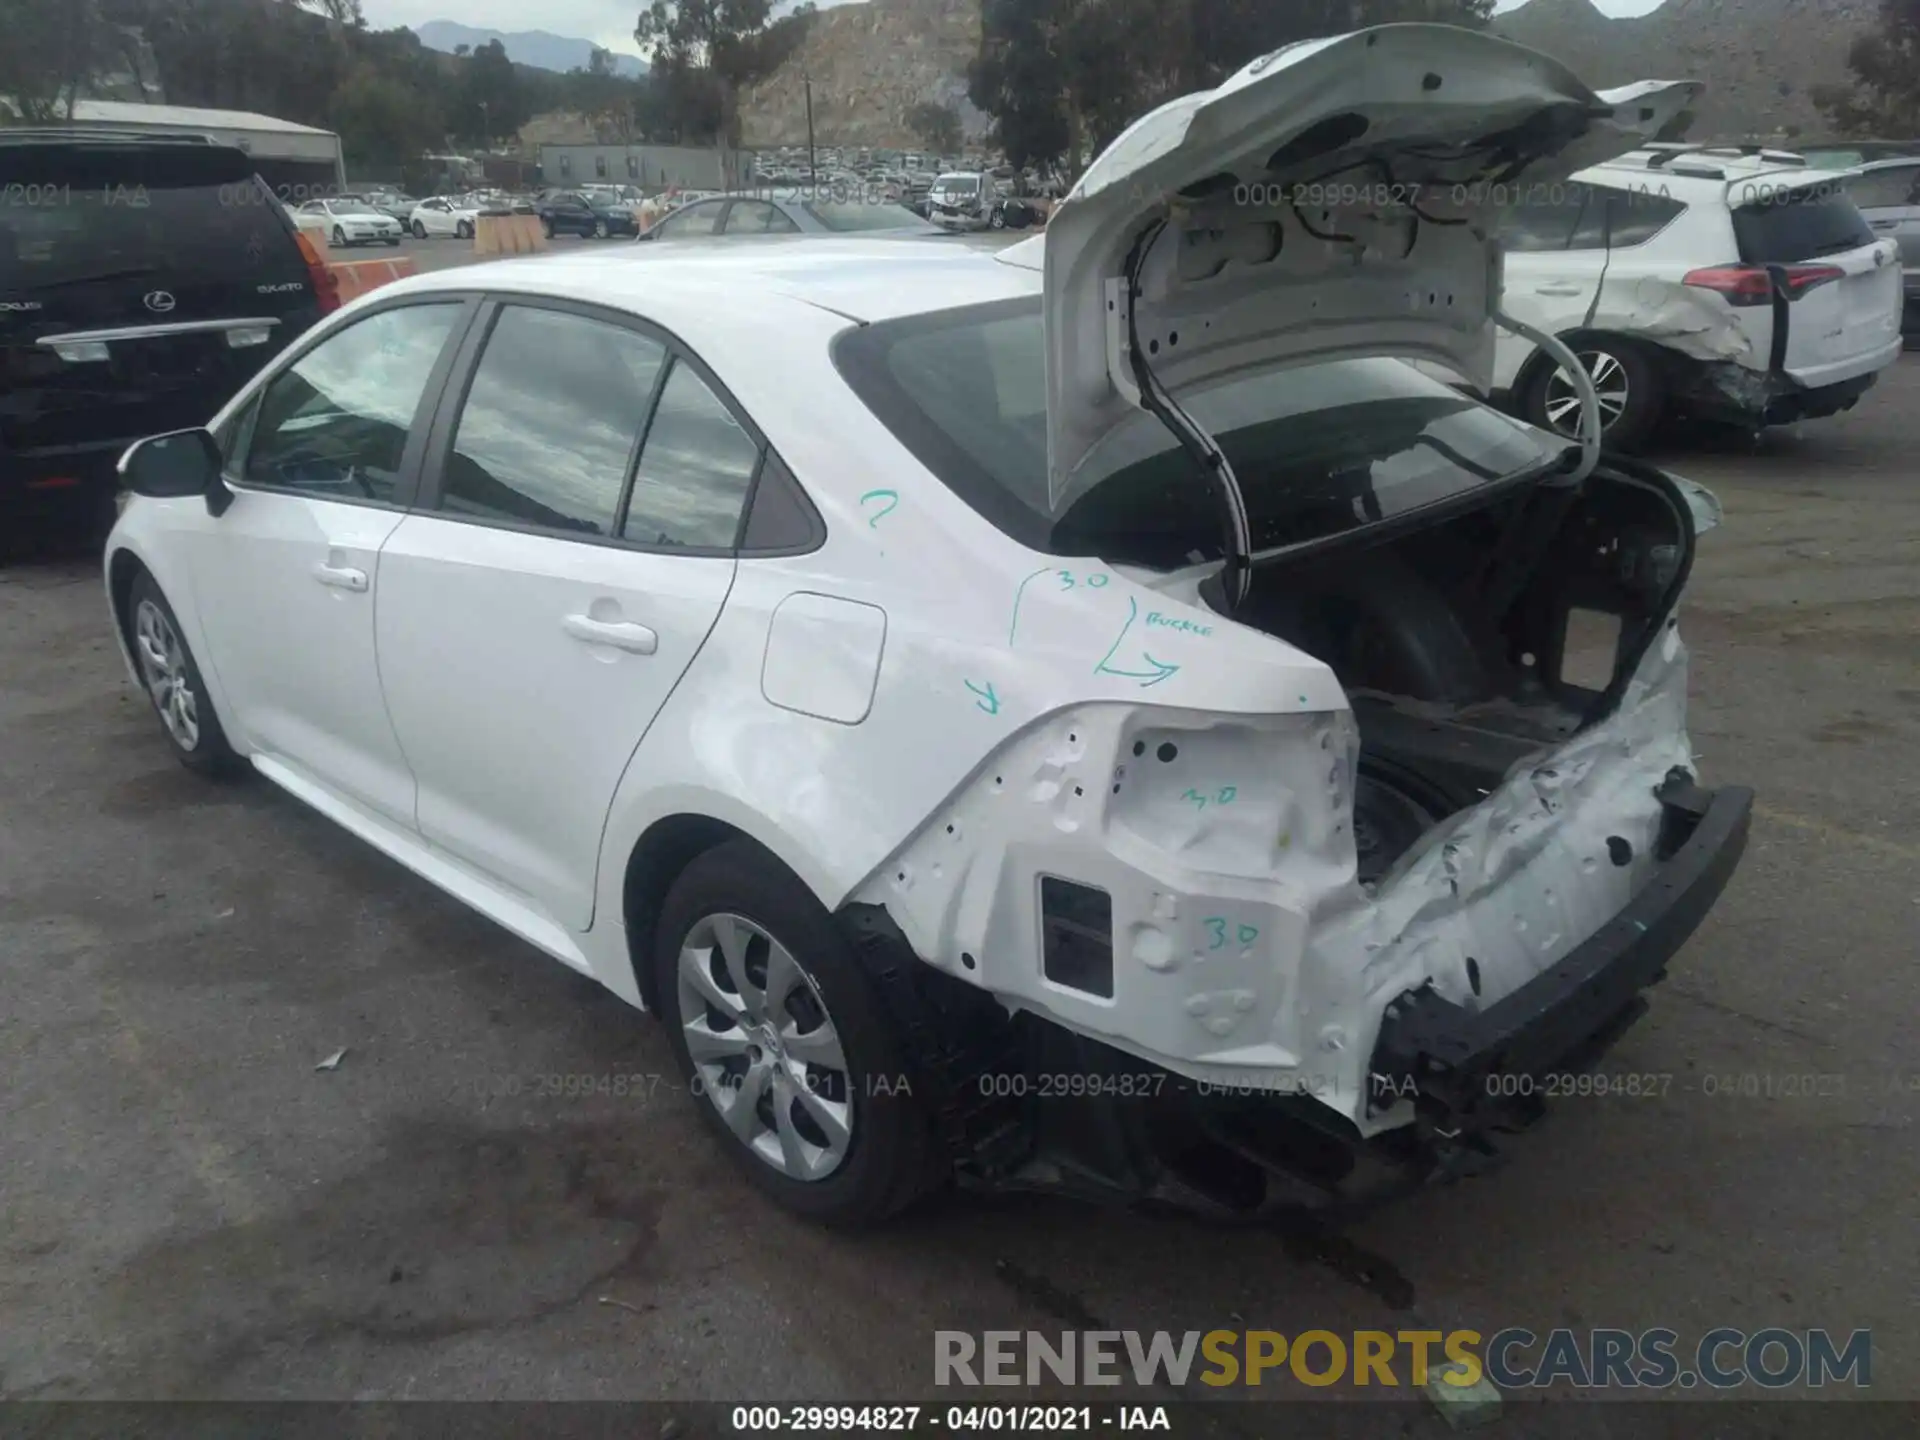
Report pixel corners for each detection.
[562,614,658,655]
[1533,284,1586,297]
[313,562,368,592]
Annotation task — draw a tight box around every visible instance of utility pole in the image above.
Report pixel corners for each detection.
[804,74,817,190]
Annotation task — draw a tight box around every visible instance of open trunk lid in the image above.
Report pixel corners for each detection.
[1037,23,1700,506]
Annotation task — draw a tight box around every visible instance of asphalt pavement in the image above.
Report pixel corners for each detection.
[1,314,1915,1420]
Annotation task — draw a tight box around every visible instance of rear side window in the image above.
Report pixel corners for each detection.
[1497,190,1590,252]
[1732,188,1875,263]
[441,305,668,537]
[1603,187,1686,246]
[621,362,763,549]
[0,144,300,286]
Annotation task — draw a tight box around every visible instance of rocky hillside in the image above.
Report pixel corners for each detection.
[739,0,987,149]
[1492,0,1877,141]
[739,0,1879,152]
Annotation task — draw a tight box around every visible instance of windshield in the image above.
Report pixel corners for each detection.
[0,146,298,289]
[803,200,921,232]
[933,177,980,196]
[834,300,1565,563]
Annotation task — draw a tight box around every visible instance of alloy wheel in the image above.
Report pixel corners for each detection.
[1543,349,1631,433]
[676,912,854,1182]
[134,599,200,750]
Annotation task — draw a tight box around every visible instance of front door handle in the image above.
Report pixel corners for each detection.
[562,614,658,655]
[313,562,368,592]
[1533,284,1586,297]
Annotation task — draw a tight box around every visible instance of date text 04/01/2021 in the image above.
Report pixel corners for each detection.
[729,1406,1172,1432]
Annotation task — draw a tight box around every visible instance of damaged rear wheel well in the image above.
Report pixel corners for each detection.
[622,814,753,1011]
[1517,330,1670,453]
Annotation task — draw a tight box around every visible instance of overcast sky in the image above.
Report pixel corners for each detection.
[356,1,1670,62]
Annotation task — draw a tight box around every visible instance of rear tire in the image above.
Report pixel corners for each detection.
[126,573,239,777]
[1522,338,1664,454]
[594,218,609,239]
[653,839,944,1225]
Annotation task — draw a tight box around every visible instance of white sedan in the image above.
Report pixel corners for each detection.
[104,26,1749,1225]
[406,195,481,240]
[299,197,403,247]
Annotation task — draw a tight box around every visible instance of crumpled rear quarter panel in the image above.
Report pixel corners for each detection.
[856,614,1697,1136]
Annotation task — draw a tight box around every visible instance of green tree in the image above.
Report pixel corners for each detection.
[1,0,109,122]
[971,0,1496,172]
[328,61,439,174]
[634,0,817,145]
[1813,0,1920,137]
[450,38,526,145]
[968,0,1073,171]
[906,101,962,156]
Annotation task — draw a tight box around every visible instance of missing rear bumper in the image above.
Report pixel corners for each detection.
[1367,772,1752,1137]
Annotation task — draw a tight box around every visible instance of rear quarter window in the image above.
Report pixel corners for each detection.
[1731,185,1875,263]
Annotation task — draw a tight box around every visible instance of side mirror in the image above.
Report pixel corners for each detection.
[118,428,221,501]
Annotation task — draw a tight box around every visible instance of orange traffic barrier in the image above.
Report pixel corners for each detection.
[473,213,548,256]
[327,254,419,306]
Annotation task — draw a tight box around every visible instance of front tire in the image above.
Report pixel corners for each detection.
[457,220,473,240]
[654,840,942,1225]
[127,573,238,776]
[331,225,346,248]
[1523,338,1665,454]
[989,206,1008,230]
[594,218,609,239]
[412,220,427,239]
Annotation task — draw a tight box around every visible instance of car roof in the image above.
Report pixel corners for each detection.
[380,237,1036,326]
[1586,146,1816,191]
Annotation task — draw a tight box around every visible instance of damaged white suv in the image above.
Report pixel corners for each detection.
[104,26,1751,1224]
[1495,146,1903,449]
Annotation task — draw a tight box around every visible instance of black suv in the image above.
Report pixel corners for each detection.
[1,132,329,532]
[536,189,637,239]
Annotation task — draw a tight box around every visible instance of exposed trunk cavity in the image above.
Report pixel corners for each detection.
[1228,462,1695,885]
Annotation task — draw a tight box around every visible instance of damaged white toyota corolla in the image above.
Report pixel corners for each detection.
[105,26,1751,1224]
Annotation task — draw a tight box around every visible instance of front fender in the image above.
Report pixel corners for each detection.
[104,501,241,744]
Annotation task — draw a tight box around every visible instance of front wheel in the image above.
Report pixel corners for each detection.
[593,218,609,239]
[1523,339,1665,454]
[456,220,473,240]
[988,207,1008,230]
[127,573,238,776]
[654,840,943,1225]
[412,220,427,239]
[331,226,346,248]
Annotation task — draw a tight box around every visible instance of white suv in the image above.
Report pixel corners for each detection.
[1494,146,1903,449]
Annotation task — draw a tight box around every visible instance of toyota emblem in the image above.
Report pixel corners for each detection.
[143,290,177,314]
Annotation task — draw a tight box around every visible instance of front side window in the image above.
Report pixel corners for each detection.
[244,303,464,500]
[440,305,667,537]
[835,300,1565,563]
[621,362,762,549]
